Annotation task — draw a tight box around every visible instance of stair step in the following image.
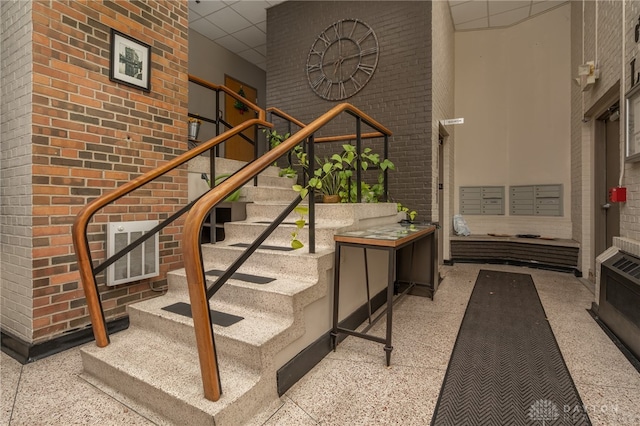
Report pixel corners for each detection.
[222,221,342,251]
[166,269,324,318]
[199,244,334,278]
[238,186,298,203]
[127,293,297,371]
[80,327,276,426]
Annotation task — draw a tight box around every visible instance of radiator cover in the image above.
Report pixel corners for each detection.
[599,251,640,359]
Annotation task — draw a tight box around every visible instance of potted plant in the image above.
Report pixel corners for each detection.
[188,116,202,140]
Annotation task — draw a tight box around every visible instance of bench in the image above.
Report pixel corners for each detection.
[450,234,580,275]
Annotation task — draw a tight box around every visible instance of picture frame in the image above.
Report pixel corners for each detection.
[626,82,640,162]
[109,29,151,92]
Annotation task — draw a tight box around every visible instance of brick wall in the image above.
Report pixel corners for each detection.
[15,0,189,343]
[571,1,633,277]
[1,0,34,342]
[622,0,640,242]
[431,0,455,259]
[266,1,433,217]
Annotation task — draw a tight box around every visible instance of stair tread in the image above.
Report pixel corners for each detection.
[169,268,319,296]
[130,293,293,346]
[81,327,261,414]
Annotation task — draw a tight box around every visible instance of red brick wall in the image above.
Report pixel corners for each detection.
[31,0,188,341]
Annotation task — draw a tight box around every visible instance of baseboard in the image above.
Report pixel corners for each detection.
[276,289,387,396]
[450,258,581,276]
[1,317,129,365]
[587,307,640,374]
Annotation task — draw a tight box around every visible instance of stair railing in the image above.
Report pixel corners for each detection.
[72,118,271,348]
[266,106,391,201]
[183,103,392,401]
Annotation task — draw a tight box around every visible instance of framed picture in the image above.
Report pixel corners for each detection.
[109,29,151,92]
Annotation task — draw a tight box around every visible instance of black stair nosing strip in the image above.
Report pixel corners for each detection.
[162,302,243,327]
[230,242,294,252]
[255,221,298,225]
[204,268,275,285]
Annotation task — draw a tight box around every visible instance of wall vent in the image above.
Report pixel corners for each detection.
[107,220,159,286]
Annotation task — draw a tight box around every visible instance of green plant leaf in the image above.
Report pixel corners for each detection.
[300,188,309,198]
[293,184,303,192]
[294,206,309,215]
[291,239,304,249]
[323,163,333,173]
[295,219,306,228]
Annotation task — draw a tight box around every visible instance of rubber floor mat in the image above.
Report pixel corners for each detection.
[431,270,590,425]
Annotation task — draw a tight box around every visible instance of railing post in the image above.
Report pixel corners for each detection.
[384,134,389,202]
[308,134,315,254]
[356,117,362,203]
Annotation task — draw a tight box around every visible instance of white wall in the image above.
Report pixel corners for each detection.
[188,29,267,150]
[454,4,572,238]
[1,0,34,342]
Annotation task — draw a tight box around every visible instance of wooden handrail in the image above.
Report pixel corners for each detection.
[266,106,386,143]
[72,118,271,348]
[189,74,265,122]
[183,103,392,401]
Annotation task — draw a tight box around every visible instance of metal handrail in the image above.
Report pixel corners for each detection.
[183,103,392,401]
[72,118,271,348]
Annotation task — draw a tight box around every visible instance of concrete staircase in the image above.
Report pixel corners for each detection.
[80,158,399,425]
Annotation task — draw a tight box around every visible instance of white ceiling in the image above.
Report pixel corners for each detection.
[188,0,569,71]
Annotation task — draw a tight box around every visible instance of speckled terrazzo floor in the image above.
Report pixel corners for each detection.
[2,264,640,425]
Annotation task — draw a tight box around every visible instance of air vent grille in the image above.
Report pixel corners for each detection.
[606,252,640,284]
[107,220,159,286]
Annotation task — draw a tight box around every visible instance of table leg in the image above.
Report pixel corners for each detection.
[331,243,341,351]
[384,247,395,366]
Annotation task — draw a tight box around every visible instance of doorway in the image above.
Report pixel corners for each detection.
[224,75,257,162]
[594,101,621,257]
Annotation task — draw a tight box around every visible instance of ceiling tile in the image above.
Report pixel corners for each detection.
[207,6,253,33]
[215,34,250,53]
[456,15,490,31]
[254,44,267,56]
[230,1,269,24]
[237,48,266,66]
[488,1,531,15]
[233,25,266,48]
[190,17,227,40]
[189,0,227,17]
[489,6,531,28]
[450,1,488,25]
[531,0,565,15]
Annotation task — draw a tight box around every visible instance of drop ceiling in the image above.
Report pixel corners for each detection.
[188,0,569,71]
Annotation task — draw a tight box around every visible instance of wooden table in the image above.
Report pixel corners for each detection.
[330,223,438,366]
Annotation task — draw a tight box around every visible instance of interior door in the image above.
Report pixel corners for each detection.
[595,104,621,256]
[224,75,257,162]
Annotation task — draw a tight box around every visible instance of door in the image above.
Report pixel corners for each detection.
[595,103,621,256]
[224,75,257,162]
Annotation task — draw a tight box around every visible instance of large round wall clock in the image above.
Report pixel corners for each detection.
[306,18,379,101]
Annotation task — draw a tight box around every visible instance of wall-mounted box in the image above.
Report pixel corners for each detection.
[460,186,504,215]
[510,184,563,216]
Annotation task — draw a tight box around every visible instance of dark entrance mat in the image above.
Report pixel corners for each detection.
[162,302,243,327]
[431,270,590,425]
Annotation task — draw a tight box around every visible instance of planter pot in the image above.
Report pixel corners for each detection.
[188,121,201,140]
[322,194,341,203]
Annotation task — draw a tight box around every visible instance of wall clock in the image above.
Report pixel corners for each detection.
[306,18,379,101]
